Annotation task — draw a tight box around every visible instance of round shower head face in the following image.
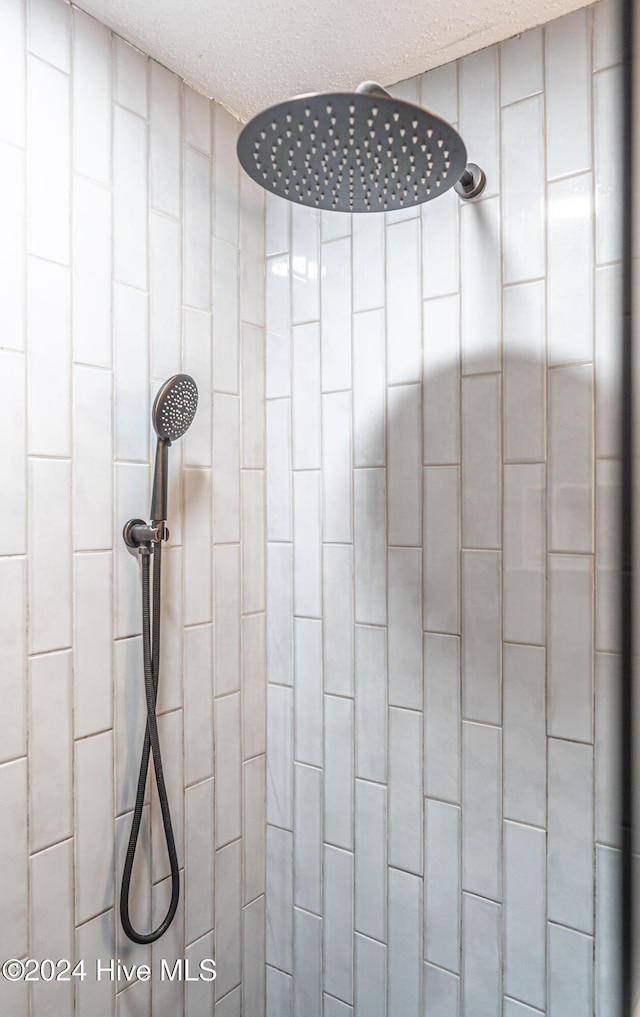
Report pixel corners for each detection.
[237,90,468,213]
[152,374,198,442]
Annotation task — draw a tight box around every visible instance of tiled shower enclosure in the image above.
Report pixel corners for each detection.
[265,3,622,1015]
[0,0,624,1013]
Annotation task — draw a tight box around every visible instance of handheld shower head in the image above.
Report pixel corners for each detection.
[151,374,198,525]
[152,373,199,443]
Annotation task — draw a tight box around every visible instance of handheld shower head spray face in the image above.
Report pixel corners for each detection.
[151,374,198,525]
[152,374,199,443]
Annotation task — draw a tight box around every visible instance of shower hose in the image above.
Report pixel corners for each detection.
[120,541,180,943]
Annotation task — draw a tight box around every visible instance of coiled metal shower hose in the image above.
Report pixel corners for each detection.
[120,542,180,943]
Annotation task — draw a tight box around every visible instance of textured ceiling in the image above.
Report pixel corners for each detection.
[76,0,591,121]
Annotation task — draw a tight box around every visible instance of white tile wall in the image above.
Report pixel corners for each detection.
[265,5,622,1013]
[2,0,266,1012]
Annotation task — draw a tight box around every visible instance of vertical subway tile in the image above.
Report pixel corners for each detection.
[112,105,146,289]
[267,542,293,686]
[72,8,110,183]
[0,760,27,960]
[114,283,149,463]
[423,293,460,466]
[151,710,184,882]
[323,391,352,542]
[266,826,293,972]
[30,839,74,1017]
[240,172,265,327]
[462,721,502,901]
[266,398,292,541]
[149,211,181,379]
[503,644,546,827]
[548,364,593,552]
[242,323,266,469]
[354,779,386,942]
[594,66,623,266]
[421,60,458,122]
[596,458,621,653]
[28,459,72,654]
[184,624,214,786]
[321,236,352,391]
[422,188,459,298]
[424,633,460,803]
[548,922,593,1017]
[27,256,70,457]
[0,141,25,351]
[243,613,267,760]
[504,821,546,1010]
[266,191,289,256]
[29,651,72,852]
[388,547,423,709]
[0,558,26,762]
[352,214,384,311]
[294,908,322,1017]
[114,464,149,639]
[149,61,180,217]
[0,0,25,148]
[460,197,501,374]
[293,471,322,617]
[183,308,213,468]
[291,204,320,324]
[500,27,543,105]
[501,95,544,284]
[292,322,321,469]
[547,175,594,364]
[503,279,546,463]
[388,383,422,545]
[389,707,423,875]
[183,85,212,153]
[423,964,459,1017]
[595,653,622,847]
[353,308,385,467]
[0,350,26,555]
[459,46,499,196]
[267,966,292,1017]
[503,464,545,645]
[27,54,70,265]
[324,695,354,850]
[424,800,460,973]
[213,239,239,393]
[75,732,114,924]
[185,931,215,1016]
[324,846,354,1004]
[547,738,594,934]
[27,0,69,71]
[294,762,322,914]
[424,466,460,634]
[321,209,350,241]
[462,373,501,548]
[113,37,147,116]
[354,469,386,625]
[266,254,291,400]
[461,893,502,1017]
[548,554,593,743]
[595,262,622,459]
[596,844,623,1017]
[242,470,265,614]
[183,146,212,311]
[243,897,266,1017]
[243,754,266,903]
[213,393,241,544]
[213,103,240,244]
[593,0,623,71]
[183,467,212,625]
[388,868,422,1017]
[215,692,242,848]
[545,9,592,180]
[114,637,147,818]
[74,910,115,1016]
[323,544,354,697]
[73,364,112,550]
[157,545,183,714]
[462,550,501,725]
[267,684,293,829]
[214,544,241,696]
[294,618,323,767]
[354,625,387,784]
[355,935,386,1017]
[386,217,421,384]
[215,839,242,1000]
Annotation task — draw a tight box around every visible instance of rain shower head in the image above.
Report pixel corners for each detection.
[237,80,486,213]
[152,373,199,443]
[150,374,198,525]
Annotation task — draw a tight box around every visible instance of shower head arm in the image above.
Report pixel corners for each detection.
[355,80,392,98]
[150,437,170,527]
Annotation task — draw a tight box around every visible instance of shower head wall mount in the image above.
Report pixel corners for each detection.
[123,374,199,555]
[237,79,487,213]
